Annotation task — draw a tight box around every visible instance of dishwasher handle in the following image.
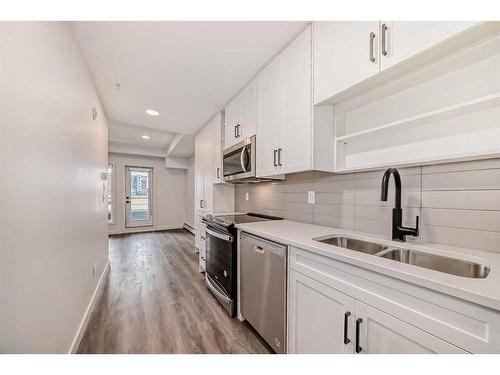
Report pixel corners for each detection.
[254,245,265,254]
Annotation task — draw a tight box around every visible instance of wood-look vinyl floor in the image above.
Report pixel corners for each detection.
[77,229,271,354]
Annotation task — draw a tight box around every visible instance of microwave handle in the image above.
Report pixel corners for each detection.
[240,147,249,172]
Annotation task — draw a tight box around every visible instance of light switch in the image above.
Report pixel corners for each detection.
[308,191,315,204]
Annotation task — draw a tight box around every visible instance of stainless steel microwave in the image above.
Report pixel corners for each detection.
[223,136,256,182]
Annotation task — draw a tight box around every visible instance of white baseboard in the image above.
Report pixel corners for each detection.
[68,261,110,354]
[108,224,183,236]
[183,223,195,235]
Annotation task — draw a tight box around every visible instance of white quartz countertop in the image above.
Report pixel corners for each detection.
[235,220,500,311]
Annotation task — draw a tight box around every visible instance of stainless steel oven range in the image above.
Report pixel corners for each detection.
[201,213,282,317]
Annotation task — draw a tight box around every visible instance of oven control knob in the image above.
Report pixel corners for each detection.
[224,270,227,277]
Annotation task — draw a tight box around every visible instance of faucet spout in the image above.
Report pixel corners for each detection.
[381,168,402,209]
[380,168,418,242]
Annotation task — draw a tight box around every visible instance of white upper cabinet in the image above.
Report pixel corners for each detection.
[313,21,480,104]
[314,21,380,104]
[379,21,478,70]
[224,94,241,149]
[257,54,282,177]
[212,112,223,183]
[240,78,258,140]
[224,78,259,150]
[256,25,334,178]
[280,25,313,174]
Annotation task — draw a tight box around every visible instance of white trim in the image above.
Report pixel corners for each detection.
[68,261,110,354]
[183,223,195,235]
[108,224,183,236]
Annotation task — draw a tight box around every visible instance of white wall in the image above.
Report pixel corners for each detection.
[184,156,195,228]
[108,153,187,234]
[0,22,109,353]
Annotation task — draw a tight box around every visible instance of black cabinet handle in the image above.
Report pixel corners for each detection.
[234,125,237,139]
[344,311,351,344]
[355,318,363,353]
[273,149,278,167]
[236,124,241,138]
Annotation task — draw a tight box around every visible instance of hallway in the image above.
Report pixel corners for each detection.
[77,230,270,354]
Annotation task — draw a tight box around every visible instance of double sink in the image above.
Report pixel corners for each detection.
[315,236,490,279]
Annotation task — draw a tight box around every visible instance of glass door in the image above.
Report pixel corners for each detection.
[125,166,153,228]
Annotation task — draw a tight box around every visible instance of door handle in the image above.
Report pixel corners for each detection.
[344,311,351,345]
[355,318,363,353]
[277,148,283,166]
[369,32,376,63]
[381,23,388,56]
[273,149,278,167]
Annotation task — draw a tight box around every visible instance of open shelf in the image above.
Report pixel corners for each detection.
[336,92,500,144]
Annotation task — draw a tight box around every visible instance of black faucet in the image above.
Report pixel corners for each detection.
[380,168,419,242]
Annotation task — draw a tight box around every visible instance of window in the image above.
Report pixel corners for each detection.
[107,163,113,223]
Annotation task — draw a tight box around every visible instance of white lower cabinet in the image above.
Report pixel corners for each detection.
[288,270,355,354]
[288,246,500,353]
[355,301,466,354]
[289,269,467,354]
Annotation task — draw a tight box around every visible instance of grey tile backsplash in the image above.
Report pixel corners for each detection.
[235,158,500,254]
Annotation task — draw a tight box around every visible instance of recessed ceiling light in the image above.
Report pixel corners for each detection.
[141,135,151,139]
[145,109,159,116]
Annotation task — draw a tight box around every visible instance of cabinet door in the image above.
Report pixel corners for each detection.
[313,21,380,104]
[380,21,477,70]
[202,122,214,212]
[212,113,223,183]
[194,133,205,212]
[240,78,258,139]
[280,25,312,174]
[288,270,356,354]
[257,54,282,177]
[224,95,241,149]
[355,301,467,354]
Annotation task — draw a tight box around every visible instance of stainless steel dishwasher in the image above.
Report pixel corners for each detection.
[240,232,287,353]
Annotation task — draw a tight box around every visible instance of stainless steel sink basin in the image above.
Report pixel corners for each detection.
[315,236,388,255]
[379,248,490,279]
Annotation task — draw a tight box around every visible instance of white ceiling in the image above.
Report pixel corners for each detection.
[108,121,175,148]
[72,21,308,139]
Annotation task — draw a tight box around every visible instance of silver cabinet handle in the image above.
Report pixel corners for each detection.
[216,167,220,179]
[369,32,376,63]
[236,124,241,138]
[273,149,278,167]
[381,23,388,56]
[277,148,283,166]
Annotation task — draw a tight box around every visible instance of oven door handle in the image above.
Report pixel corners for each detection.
[206,274,231,304]
[206,227,233,242]
[240,147,249,172]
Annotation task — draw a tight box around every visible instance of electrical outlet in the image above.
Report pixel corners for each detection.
[245,192,249,201]
[308,191,315,204]
[92,263,97,277]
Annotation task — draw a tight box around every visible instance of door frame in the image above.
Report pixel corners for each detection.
[125,166,154,228]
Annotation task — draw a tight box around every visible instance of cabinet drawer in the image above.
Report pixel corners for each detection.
[289,246,500,353]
